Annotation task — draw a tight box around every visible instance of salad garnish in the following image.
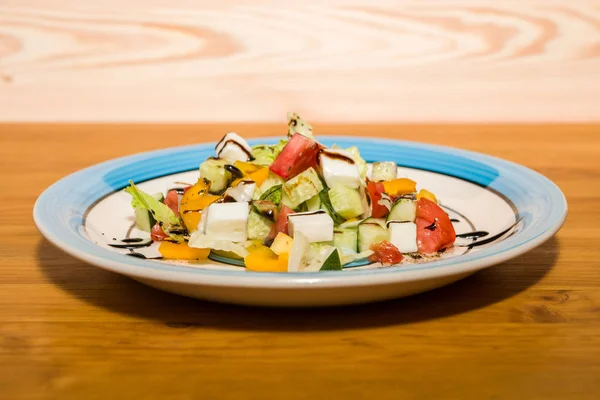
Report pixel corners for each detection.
[124,113,456,272]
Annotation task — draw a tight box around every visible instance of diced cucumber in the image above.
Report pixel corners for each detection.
[358,218,389,252]
[334,228,358,254]
[247,211,274,241]
[387,198,416,223]
[280,191,295,210]
[199,158,232,194]
[259,184,282,205]
[252,200,277,221]
[339,219,364,229]
[319,190,345,226]
[305,194,322,211]
[282,167,324,208]
[328,183,364,220]
[371,161,397,181]
[134,192,164,232]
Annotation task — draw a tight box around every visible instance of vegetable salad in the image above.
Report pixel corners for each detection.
[125,113,456,272]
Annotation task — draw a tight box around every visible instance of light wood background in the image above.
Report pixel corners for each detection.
[1,123,599,399]
[1,0,600,122]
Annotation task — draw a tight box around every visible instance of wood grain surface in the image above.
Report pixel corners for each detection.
[0,123,599,400]
[1,0,600,122]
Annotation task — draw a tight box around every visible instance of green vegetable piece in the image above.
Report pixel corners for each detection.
[259,185,282,205]
[287,112,314,139]
[199,158,232,194]
[319,189,345,226]
[328,183,364,220]
[282,167,323,208]
[124,181,181,227]
[320,248,342,271]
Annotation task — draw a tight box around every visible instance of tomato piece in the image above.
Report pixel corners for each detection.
[415,198,456,253]
[367,181,389,218]
[272,205,295,237]
[270,134,321,179]
[151,223,169,242]
[165,190,179,215]
[368,241,403,265]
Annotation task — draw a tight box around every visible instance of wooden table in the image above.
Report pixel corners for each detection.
[1,124,599,400]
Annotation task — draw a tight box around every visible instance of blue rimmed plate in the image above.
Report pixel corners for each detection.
[34,137,567,307]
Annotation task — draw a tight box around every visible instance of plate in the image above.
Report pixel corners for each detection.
[34,137,567,307]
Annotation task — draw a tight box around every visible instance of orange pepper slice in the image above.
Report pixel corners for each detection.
[247,167,269,187]
[244,246,288,272]
[234,161,262,176]
[158,241,210,260]
[382,178,417,196]
[417,189,437,203]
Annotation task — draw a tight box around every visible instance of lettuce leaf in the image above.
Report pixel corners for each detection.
[188,232,250,258]
[287,112,314,139]
[251,140,288,166]
[124,181,181,227]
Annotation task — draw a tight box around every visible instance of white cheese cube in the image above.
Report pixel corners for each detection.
[216,132,252,162]
[205,202,249,242]
[319,149,362,189]
[225,180,256,203]
[388,222,418,253]
[288,211,334,243]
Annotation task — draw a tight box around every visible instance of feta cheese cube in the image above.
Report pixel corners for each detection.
[216,132,252,162]
[288,211,334,243]
[205,202,249,242]
[388,222,418,253]
[319,149,362,189]
[225,180,256,203]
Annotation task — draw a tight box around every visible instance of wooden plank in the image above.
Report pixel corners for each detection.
[1,1,600,122]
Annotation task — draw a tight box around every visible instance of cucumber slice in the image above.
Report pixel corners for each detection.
[282,167,323,208]
[371,161,397,181]
[199,158,232,194]
[328,183,364,220]
[339,219,364,229]
[387,198,416,223]
[259,184,282,205]
[252,200,277,221]
[320,248,342,271]
[319,190,345,226]
[247,211,274,241]
[134,192,164,232]
[334,228,358,254]
[358,218,389,252]
[305,194,322,211]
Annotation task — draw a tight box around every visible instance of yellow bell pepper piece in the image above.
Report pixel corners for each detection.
[179,178,219,232]
[247,167,269,187]
[382,178,417,196]
[417,189,438,203]
[158,241,210,260]
[244,246,289,272]
[234,161,262,176]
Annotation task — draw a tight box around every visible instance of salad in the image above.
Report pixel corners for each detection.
[124,113,456,272]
